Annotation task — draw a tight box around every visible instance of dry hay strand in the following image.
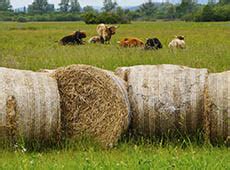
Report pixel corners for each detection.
[115,64,208,138]
[0,67,61,146]
[52,65,130,148]
[204,71,230,145]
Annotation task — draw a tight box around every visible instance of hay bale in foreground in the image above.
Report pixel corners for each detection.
[0,67,61,145]
[115,65,208,138]
[204,71,230,144]
[52,65,130,148]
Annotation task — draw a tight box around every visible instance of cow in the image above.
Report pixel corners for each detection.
[96,24,119,44]
[60,31,87,45]
[168,35,186,49]
[144,38,163,50]
[118,38,145,48]
[88,36,102,44]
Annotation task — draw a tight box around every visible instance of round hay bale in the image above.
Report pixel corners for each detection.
[0,67,61,145]
[204,71,230,145]
[52,65,130,148]
[115,64,208,138]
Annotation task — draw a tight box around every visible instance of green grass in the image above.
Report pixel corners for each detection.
[0,143,230,169]
[0,21,230,72]
[0,21,230,169]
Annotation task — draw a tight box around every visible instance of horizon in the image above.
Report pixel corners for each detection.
[11,0,154,9]
[10,0,207,9]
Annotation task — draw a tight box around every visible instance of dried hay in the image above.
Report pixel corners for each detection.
[204,71,230,145]
[0,67,61,145]
[115,65,208,138]
[52,65,130,148]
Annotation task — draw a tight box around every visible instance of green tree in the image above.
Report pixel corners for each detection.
[28,0,51,13]
[219,0,230,4]
[201,5,215,21]
[208,0,217,4]
[0,0,12,11]
[102,0,117,12]
[127,10,141,20]
[165,3,176,19]
[116,6,125,16]
[138,0,156,19]
[47,4,55,12]
[59,0,70,12]
[176,0,197,17]
[69,0,81,13]
[83,5,96,13]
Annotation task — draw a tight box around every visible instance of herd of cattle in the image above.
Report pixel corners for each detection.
[60,23,186,50]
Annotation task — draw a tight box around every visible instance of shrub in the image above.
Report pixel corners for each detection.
[81,12,99,24]
[82,12,131,24]
[194,4,230,22]
[17,17,28,22]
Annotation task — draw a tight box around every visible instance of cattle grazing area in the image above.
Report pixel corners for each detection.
[0,21,230,169]
[1,22,230,72]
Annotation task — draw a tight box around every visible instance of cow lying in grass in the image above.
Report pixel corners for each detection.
[88,36,101,44]
[60,31,87,45]
[168,35,186,49]
[118,38,144,48]
[144,38,163,50]
[97,24,119,44]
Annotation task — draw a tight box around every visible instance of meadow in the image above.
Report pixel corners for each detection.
[0,21,230,72]
[0,21,230,169]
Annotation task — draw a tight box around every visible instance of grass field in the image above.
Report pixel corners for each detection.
[0,21,230,72]
[1,143,230,169]
[0,21,230,169]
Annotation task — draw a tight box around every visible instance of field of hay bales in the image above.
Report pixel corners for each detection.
[0,21,230,169]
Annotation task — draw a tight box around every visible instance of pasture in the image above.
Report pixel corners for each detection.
[0,21,230,72]
[0,21,230,169]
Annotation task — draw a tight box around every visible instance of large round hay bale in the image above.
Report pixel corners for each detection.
[52,65,130,148]
[115,65,208,138]
[204,71,230,144]
[0,67,61,145]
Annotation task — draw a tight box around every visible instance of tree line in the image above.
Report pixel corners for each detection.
[0,0,230,22]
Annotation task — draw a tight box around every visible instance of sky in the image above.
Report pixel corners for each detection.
[10,0,166,9]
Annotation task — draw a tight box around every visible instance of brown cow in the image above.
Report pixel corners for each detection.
[60,31,87,45]
[118,38,144,48]
[96,24,119,44]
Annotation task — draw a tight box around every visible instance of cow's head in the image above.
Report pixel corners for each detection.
[108,25,119,35]
[176,35,185,40]
[75,31,87,39]
[145,38,153,47]
[153,38,163,49]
